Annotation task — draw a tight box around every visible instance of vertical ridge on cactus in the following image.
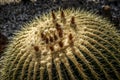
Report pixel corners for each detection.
[1,8,120,80]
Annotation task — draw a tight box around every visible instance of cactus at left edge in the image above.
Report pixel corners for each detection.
[1,9,120,80]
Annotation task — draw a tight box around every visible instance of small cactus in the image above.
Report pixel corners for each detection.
[1,9,120,80]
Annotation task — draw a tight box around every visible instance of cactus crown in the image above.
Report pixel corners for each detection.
[1,8,120,80]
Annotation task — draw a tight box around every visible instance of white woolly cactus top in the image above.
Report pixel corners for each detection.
[2,8,120,80]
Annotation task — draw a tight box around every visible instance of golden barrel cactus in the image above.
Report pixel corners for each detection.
[1,9,120,80]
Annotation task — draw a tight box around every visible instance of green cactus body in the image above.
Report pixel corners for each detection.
[1,9,120,80]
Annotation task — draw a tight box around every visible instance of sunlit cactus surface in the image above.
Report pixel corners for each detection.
[1,9,120,80]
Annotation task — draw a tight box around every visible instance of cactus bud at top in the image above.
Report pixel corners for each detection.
[61,10,66,24]
[70,16,77,29]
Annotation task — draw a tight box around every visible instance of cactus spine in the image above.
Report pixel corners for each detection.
[1,9,120,80]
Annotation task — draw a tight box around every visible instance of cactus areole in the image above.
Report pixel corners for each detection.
[2,9,120,80]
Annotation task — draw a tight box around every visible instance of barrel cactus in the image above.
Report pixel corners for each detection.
[1,8,120,80]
